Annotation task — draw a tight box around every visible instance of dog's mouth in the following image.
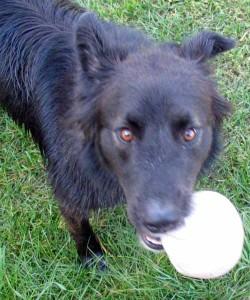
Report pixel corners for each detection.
[139,232,164,251]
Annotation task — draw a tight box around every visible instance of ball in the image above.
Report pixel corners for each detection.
[161,191,244,279]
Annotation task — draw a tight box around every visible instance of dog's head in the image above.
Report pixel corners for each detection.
[73,13,235,250]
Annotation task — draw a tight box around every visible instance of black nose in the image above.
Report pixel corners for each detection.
[143,205,179,233]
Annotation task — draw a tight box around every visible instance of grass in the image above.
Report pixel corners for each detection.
[0,0,249,299]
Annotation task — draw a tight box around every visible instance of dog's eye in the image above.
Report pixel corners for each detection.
[183,128,196,142]
[119,128,134,143]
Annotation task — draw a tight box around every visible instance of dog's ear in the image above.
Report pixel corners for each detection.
[180,31,236,62]
[75,12,117,80]
[212,92,231,125]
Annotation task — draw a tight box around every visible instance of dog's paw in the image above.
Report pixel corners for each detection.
[81,252,108,271]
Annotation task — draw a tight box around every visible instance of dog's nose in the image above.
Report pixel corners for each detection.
[143,204,179,233]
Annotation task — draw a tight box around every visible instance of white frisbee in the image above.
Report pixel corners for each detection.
[161,191,244,279]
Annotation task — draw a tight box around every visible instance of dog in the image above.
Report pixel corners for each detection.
[0,0,235,269]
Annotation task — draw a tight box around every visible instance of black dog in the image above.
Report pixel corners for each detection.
[0,0,235,268]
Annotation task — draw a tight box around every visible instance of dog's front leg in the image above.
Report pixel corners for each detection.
[61,209,107,270]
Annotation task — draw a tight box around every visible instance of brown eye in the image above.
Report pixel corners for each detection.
[119,128,134,143]
[183,128,196,142]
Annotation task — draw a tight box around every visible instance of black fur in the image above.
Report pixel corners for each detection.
[0,0,235,268]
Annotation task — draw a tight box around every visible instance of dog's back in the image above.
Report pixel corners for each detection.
[0,0,83,138]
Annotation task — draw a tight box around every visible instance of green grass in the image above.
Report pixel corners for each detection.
[0,0,249,299]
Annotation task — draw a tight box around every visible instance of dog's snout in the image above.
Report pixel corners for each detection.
[143,202,179,233]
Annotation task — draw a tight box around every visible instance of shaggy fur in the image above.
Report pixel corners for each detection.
[0,0,235,268]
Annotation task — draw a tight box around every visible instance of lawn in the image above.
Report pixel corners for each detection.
[0,0,249,299]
